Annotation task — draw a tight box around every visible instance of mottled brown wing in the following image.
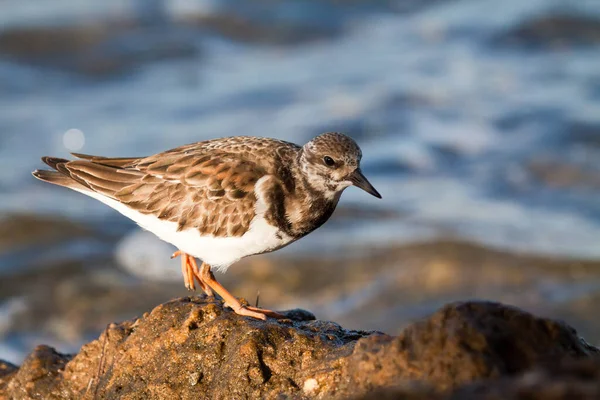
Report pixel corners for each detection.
[70,153,142,168]
[63,151,266,237]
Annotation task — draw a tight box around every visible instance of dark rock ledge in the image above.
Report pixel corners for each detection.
[1,298,599,399]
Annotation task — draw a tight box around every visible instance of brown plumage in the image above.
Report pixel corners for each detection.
[34,137,298,237]
[33,133,381,320]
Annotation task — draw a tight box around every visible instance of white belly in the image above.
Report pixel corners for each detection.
[74,189,293,272]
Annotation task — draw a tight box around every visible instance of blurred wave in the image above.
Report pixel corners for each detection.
[0,0,599,259]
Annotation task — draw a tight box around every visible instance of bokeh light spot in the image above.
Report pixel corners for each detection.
[63,129,85,151]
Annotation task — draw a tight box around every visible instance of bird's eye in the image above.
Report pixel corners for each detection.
[323,156,335,167]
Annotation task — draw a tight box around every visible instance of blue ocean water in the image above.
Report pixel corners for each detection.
[0,0,599,259]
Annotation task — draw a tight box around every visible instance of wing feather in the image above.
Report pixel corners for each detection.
[36,136,299,238]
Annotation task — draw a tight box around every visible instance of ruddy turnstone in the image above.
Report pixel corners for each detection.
[33,132,381,320]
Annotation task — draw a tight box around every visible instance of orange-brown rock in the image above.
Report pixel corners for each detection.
[1,299,598,399]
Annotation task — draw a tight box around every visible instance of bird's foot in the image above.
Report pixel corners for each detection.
[195,262,284,320]
[245,305,286,319]
[225,303,286,320]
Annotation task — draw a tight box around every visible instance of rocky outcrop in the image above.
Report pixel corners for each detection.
[358,358,600,400]
[1,298,598,399]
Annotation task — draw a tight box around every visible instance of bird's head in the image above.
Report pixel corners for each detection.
[299,132,381,200]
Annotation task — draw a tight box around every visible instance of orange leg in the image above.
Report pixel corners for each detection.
[186,256,195,290]
[199,261,285,320]
[187,256,213,297]
[172,251,213,296]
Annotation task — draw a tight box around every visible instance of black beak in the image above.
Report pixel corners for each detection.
[349,169,382,199]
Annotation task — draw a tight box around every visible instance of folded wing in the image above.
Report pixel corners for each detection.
[33,149,267,237]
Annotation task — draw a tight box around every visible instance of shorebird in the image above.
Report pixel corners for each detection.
[33,132,381,320]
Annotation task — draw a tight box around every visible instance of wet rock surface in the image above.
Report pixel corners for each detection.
[0,21,200,78]
[451,358,600,400]
[1,299,598,399]
[0,360,17,394]
[357,358,600,399]
[527,157,600,190]
[492,14,600,49]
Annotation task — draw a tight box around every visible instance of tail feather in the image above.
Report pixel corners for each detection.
[34,156,91,191]
[34,155,142,198]
[55,162,70,175]
[41,156,69,170]
[32,169,88,191]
